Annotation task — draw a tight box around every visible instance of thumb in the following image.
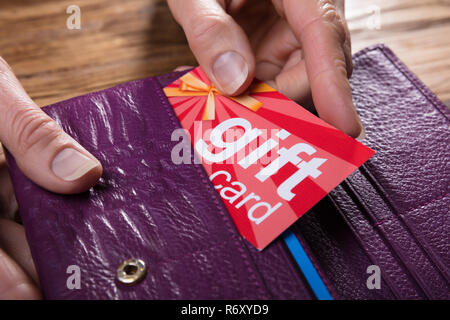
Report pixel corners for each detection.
[0,57,102,194]
[168,0,255,95]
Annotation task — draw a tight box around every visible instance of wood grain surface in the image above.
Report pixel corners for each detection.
[0,0,449,107]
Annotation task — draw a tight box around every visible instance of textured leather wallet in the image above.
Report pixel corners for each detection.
[5,44,450,299]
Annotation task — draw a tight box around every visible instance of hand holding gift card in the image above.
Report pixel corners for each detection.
[164,67,375,249]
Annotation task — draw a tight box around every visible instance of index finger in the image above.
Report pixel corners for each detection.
[282,0,363,138]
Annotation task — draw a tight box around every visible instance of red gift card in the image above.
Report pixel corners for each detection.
[164,67,375,250]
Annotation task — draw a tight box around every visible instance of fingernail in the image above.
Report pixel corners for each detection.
[213,51,248,95]
[356,119,366,141]
[52,148,98,181]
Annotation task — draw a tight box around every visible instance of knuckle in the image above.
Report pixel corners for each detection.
[310,56,348,85]
[188,12,229,43]
[10,106,62,155]
[334,57,348,77]
[317,0,347,43]
[317,0,339,20]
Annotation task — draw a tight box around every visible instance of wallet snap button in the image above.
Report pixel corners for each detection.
[116,258,147,285]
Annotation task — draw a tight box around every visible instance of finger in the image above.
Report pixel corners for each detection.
[283,0,362,138]
[254,19,311,101]
[0,219,39,285]
[254,19,299,80]
[225,0,247,14]
[273,53,312,103]
[168,0,255,95]
[0,57,102,194]
[0,248,41,299]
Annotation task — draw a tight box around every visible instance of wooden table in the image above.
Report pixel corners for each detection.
[0,0,449,107]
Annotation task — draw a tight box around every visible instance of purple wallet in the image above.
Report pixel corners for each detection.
[5,44,450,299]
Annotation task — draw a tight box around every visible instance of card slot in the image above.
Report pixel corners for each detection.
[338,170,449,299]
[397,196,450,283]
[244,239,316,300]
[290,195,400,299]
[325,184,427,299]
[356,165,450,284]
[343,44,450,298]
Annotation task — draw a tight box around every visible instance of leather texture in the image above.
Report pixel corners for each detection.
[5,44,450,299]
[292,45,450,300]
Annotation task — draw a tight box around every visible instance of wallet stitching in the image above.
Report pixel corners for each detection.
[349,46,450,282]
[152,77,271,299]
[374,192,450,284]
[373,205,450,297]
[327,188,423,299]
[340,180,448,298]
[353,45,449,119]
[359,164,449,227]
[381,46,450,121]
[373,192,449,227]
[327,188,405,299]
[345,168,450,296]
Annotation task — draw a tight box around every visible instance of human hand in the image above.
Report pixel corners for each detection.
[167,0,363,138]
[0,57,103,299]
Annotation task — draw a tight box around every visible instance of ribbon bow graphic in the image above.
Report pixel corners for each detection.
[163,72,275,120]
